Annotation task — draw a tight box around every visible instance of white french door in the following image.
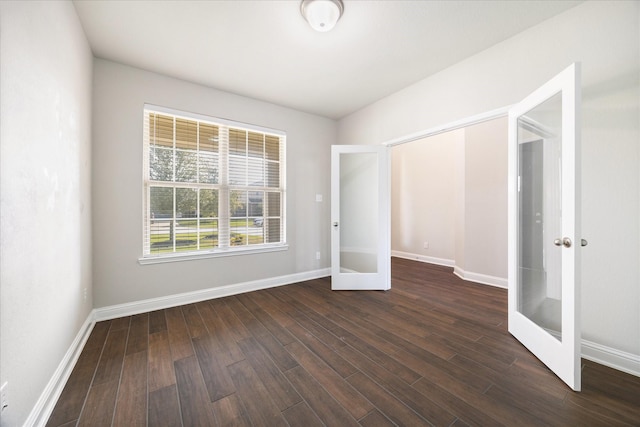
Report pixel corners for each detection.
[508,63,582,391]
[331,145,390,290]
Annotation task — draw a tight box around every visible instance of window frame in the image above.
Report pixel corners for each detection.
[139,104,287,265]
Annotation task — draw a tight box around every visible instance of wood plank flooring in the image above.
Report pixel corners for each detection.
[46,258,640,426]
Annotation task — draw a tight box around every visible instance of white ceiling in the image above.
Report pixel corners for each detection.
[73,0,582,119]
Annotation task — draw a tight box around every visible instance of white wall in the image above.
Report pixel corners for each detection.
[92,60,334,308]
[0,2,93,426]
[339,1,640,359]
[391,130,460,263]
[463,117,508,280]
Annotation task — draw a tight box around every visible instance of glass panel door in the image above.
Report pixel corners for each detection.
[331,145,390,290]
[508,63,582,391]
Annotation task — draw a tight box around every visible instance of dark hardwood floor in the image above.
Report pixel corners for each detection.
[47,257,640,426]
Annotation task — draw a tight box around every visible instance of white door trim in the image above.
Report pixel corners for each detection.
[383,105,511,147]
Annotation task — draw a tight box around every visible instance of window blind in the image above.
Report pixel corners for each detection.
[142,106,286,257]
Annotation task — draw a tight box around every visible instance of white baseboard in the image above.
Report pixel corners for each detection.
[24,314,95,427]
[582,339,640,378]
[392,250,506,289]
[453,266,508,289]
[391,250,455,267]
[94,267,331,321]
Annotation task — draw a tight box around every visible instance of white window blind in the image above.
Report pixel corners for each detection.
[142,105,286,258]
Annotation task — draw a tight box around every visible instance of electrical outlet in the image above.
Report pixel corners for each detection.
[423,242,429,249]
[83,287,88,302]
[316,251,321,260]
[1,382,8,412]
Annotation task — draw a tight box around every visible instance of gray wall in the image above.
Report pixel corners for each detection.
[0,1,94,425]
[339,1,640,358]
[92,60,334,308]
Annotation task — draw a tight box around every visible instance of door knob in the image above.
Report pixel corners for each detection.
[553,237,572,248]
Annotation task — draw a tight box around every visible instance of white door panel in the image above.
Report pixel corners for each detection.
[508,63,582,391]
[331,145,390,290]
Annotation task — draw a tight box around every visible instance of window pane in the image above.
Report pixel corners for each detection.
[266,218,281,243]
[249,222,264,245]
[199,151,218,184]
[230,190,247,217]
[175,219,198,252]
[229,155,247,185]
[150,187,173,218]
[248,132,264,158]
[266,161,280,187]
[145,108,285,256]
[248,158,264,187]
[229,128,246,155]
[150,114,174,148]
[150,186,174,254]
[231,228,246,246]
[267,192,280,216]
[230,196,247,246]
[175,150,197,182]
[199,189,218,218]
[176,188,197,218]
[265,135,280,161]
[199,123,219,152]
[150,219,173,254]
[248,191,263,216]
[199,219,218,249]
[150,147,174,181]
[175,118,197,150]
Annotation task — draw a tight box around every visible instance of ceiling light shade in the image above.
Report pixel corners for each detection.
[301,0,344,32]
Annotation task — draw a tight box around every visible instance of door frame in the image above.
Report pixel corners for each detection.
[384,106,511,148]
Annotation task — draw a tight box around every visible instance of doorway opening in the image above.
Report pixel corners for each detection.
[389,116,509,289]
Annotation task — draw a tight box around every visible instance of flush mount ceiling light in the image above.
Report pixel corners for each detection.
[300,0,344,32]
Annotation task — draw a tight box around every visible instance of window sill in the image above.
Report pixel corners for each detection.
[138,244,289,265]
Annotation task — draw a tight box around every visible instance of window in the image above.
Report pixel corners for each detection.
[142,105,286,260]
